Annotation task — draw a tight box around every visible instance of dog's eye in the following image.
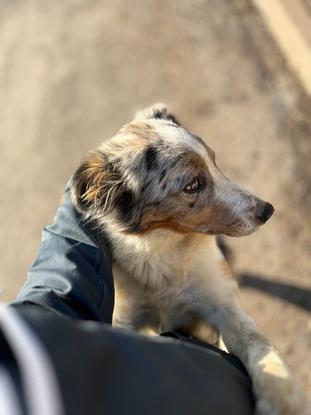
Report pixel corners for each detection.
[184,177,204,193]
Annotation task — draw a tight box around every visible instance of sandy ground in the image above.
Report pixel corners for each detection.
[0,0,310,393]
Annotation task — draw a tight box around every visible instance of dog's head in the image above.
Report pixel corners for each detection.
[71,104,274,237]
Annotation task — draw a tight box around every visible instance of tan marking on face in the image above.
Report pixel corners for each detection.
[137,204,211,234]
[137,219,194,234]
[136,187,250,236]
[185,151,209,172]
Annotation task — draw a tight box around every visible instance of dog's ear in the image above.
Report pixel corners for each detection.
[71,150,122,216]
[135,103,181,125]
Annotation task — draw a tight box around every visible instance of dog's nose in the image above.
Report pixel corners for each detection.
[256,202,274,224]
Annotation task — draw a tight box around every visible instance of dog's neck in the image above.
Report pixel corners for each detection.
[107,218,213,267]
[107,221,191,254]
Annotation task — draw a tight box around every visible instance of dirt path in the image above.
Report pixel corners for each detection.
[0,0,310,392]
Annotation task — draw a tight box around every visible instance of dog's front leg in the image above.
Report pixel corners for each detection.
[195,301,309,415]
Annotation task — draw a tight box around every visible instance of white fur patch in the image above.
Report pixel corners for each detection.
[156,124,208,160]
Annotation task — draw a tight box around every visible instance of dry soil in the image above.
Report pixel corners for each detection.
[0,0,310,393]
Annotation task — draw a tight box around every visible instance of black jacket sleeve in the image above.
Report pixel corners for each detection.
[12,180,114,323]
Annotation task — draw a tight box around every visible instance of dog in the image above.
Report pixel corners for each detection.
[71,104,309,415]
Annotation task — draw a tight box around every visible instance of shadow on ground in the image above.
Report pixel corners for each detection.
[218,236,311,312]
[238,273,311,313]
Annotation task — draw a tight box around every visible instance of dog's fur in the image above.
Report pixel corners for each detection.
[71,104,309,415]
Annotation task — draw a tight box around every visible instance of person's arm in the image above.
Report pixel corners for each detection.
[12,180,114,323]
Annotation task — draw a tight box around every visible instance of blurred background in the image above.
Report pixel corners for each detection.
[0,0,310,392]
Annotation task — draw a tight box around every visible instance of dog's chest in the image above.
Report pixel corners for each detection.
[110,231,234,332]
[115,244,188,292]
[113,251,199,330]
[113,233,200,303]
[111,231,213,306]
